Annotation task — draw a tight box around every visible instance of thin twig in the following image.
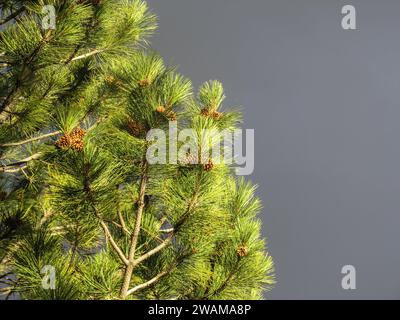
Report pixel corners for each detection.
[0,153,42,172]
[0,131,61,147]
[99,219,129,266]
[83,167,129,266]
[70,49,103,62]
[120,161,148,298]
[0,287,13,295]
[133,235,173,267]
[0,7,25,26]
[0,165,27,173]
[126,253,191,297]
[159,228,174,233]
[116,185,130,235]
[126,270,169,296]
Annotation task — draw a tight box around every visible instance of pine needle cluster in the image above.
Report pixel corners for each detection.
[0,0,274,300]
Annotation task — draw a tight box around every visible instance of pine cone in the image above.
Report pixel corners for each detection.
[200,108,210,117]
[236,245,249,258]
[71,127,86,139]
[55,134,71,150]
[138,79,151,87]
[210,111,222,120]
[156,105,166,113]
[70,138,84,151]
[203,159,214,172]
[127,119,145,137]
[166,111,177,121]
[55,128,86,151]
[200,108,222,120]
[105,75,116,85]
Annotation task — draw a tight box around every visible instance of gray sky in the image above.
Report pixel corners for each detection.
[147,0,400,299]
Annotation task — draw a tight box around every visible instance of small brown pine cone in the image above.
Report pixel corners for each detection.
[203,159,214,172]
[156,105,166,113]
[236,245,249,258]
[166,111,177,121]
[201,108,222,120]
[105,75,116,85]
[71,128,86,151]
[211,111,222,120]
[55,128,86,151]
[71,127,86,139]
[200,108,210,117]
[55,134,71,150]
[127,119,145,137]
[138,79,151,87]
[71,139,84,152]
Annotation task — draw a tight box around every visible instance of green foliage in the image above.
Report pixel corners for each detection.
[0,0,275,300]
[199,80,225,111]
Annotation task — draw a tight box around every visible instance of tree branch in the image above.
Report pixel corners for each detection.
[70,49,103,62]
[203,262,241,300]
[0,153,42,172]
[99,220,129,266]
[120,161,148,298]
[0,131,61,147]
[126,270,169,296]
[0,7,25,26]
[133,235,173,267]
[83,169,129,266]
[126,252,192,297]
[116,185,130,235]
[0,165,27,173]
[120,168,202,298]
[0,286,13,295]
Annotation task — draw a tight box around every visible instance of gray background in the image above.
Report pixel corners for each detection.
[147,0,400,299]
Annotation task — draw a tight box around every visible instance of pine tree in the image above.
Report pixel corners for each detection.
[0,0,275,300]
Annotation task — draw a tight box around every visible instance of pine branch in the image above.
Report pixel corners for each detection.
[133,234,173,267]
[116,185,130,235]
[99,220,129,266]
[203,261,241,300]
[0,165,27,173]
[0,131,61,147]
[83,168,129,266]
[0,30,53,115]
[70,49,104,62]
[123,172,203,296]
[126,269,169,296]
[0,6,25,26]
[120,160,148,298]
[127,252,192,297]
[0,286,12,294]
[0,153,42,172]
[173,171,202,231]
